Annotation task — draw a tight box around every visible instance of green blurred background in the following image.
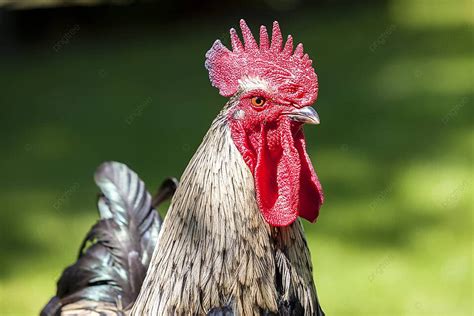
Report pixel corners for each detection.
[0,0,472,315]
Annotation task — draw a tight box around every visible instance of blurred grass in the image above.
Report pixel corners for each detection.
[0,1,473,315]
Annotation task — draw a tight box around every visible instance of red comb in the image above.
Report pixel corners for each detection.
[205,19,318,107]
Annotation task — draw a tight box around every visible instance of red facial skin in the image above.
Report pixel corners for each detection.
[228,90,323,227]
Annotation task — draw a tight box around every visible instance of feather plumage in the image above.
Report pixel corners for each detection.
[43,20,326,316]
[41,161,177,316]
[131,104,323,316]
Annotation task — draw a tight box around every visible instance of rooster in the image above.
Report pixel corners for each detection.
[42,20,325,316]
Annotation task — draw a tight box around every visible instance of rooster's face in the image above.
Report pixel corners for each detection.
[206,20,324,227]
[229,76,320,130]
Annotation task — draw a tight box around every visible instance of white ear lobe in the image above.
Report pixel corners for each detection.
[233,109,245,120]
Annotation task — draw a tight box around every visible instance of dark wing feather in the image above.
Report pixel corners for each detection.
[41,161,178,315]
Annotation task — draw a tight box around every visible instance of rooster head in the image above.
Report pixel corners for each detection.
[205,19,323,227]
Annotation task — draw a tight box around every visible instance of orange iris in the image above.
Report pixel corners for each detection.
[251,96,266,107]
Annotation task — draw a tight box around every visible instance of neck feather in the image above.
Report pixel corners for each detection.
[131,106,317,316]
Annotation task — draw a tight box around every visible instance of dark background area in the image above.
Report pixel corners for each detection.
[0,0,472,315]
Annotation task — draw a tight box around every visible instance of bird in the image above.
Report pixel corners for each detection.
[41,19,325,316]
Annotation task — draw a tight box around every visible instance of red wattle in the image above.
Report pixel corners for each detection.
[292,125,324,223]
[231,118,323,227]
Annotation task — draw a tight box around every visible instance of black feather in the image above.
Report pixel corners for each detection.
[40,161,178,315]
[207,306,234,316]
[40,296,61,316]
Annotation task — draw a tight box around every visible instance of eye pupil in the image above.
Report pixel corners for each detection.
[251,96,266,107]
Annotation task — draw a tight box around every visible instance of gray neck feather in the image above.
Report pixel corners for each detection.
[131,104,317,316]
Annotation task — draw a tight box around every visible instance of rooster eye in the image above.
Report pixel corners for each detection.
[251,96,266,107]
